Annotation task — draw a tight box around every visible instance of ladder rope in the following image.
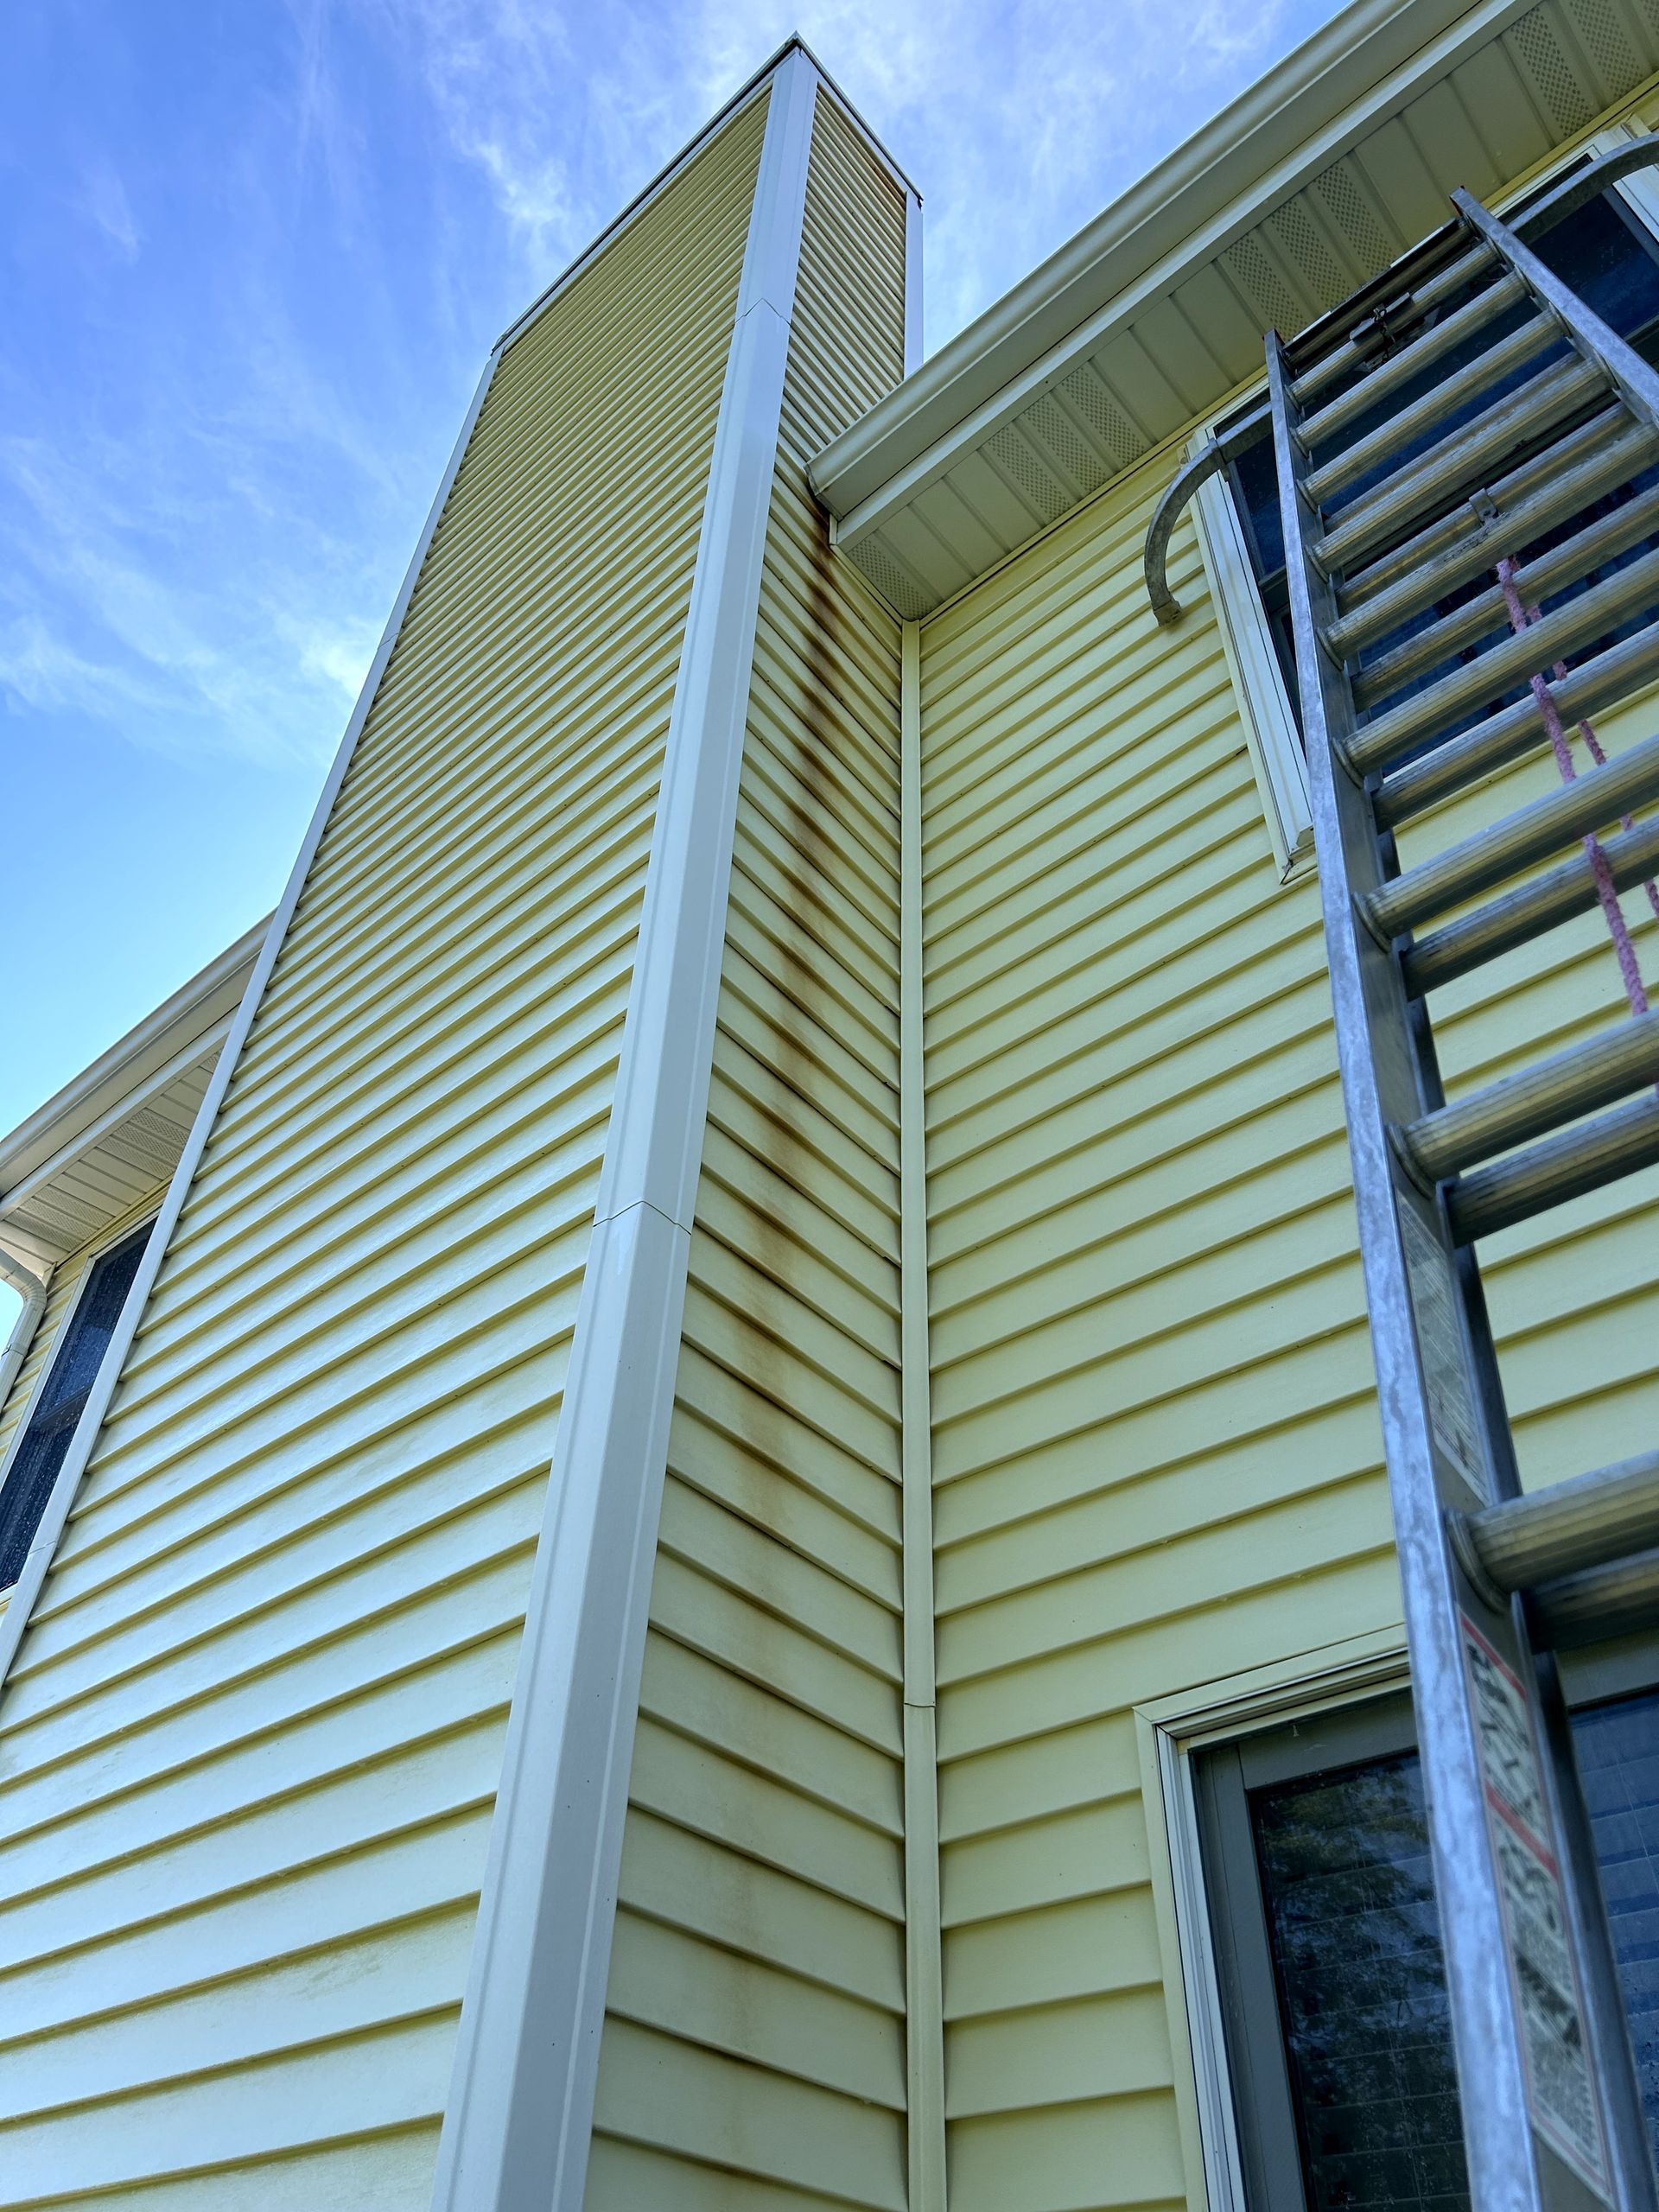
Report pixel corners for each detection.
[1496,554,1657,1020]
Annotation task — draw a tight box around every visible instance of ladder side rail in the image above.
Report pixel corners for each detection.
[1459,188,1659,433]
[1452,1243,1659,2212]
[1268,327,1614,2212]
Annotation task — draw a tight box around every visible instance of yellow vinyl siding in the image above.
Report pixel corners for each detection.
[587,91,912,2211]
[918,450,1659,2209]
[0,94,767,2211]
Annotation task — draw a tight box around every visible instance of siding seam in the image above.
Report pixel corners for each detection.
[426,51,820,2212]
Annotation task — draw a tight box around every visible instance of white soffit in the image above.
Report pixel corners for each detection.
[812,0,1659,616]
[0,919,266,1270]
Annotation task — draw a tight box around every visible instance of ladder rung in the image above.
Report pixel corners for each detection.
[1400,1011,1659,1182]
[1375,616,1659,825]
[1446,1090,1659,1242]
[1297,272,1529,452]
[1530,1543,1659,1648]
[1334,404,1637,621]
[1315,354,1605,575]
[1364,726,1659,939]
[1454,1451,1659,1595]
[1403,814,1659,994]
[1351,481,1659,709]
[1303,310,1557,504]
[1290,239,1497,410]
[1349,540,1659,772]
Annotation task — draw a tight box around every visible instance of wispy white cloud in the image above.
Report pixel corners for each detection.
[2,0,1338,785]
[380,0,1313,346]
[0,423,385,769]
[78,158,141,259]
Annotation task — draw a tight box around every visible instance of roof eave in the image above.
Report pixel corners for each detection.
[810,0,1536,518]
[0,918,268,1207]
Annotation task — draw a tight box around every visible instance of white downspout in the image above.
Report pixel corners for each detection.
[0,1249,49,1415]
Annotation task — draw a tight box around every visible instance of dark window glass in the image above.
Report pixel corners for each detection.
[1242,1690,1659,2211]
[1574,1694,1659,2133]
[1221,187,1659,734]
[0,1224,150,1590]
[1251,1752,1467,2210]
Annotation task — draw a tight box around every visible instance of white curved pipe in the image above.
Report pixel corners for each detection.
[0,1249,49,1418]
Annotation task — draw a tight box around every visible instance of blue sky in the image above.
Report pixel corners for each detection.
[2,0,1344,1151]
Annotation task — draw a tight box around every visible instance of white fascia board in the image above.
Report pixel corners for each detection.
[0,1014,235,1268]
[812,0,1541,519]
[0,918,265,1199]
[428,48,819,2212]
[0,353,500,1696]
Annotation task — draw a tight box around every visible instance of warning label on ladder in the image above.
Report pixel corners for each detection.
[1400,1209,1489,1502]
[1462,1616,1611,2203]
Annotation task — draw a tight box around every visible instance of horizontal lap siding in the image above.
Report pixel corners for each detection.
[587,92,912,2212]
[0,101,766,2210]
[918,457,1659,2211]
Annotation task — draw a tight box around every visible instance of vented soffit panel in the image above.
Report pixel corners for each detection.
[811,0,1659,618]
[0,921,266,1273]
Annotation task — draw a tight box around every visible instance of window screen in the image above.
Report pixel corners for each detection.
[0,1223,151,1591]
[1220,185,1659,734]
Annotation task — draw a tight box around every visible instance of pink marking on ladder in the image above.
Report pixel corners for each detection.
[1494,556,1653,1020]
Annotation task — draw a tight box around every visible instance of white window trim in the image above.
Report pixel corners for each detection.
[1133,1628,1411,2212]
[0,1211,158,1573]
[1192,120,1657,888]
[1186,448,1313,883]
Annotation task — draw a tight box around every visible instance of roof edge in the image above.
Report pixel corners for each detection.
[811,0,1533,513]
[0,918,268,1201]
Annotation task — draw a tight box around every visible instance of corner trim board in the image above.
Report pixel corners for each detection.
[427,51,820,2212]
[0,350,500,1695]
[900,620,948,2208]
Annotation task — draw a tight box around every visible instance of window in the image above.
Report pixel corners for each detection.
[1192,131,1659,880]
[0,1221,152,1592]
[1196,1676,1659,2210]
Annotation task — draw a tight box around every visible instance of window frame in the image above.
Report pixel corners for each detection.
[1185,120,1659,887]
[1142,1630,1659,2212]
[0,1213,157,1598]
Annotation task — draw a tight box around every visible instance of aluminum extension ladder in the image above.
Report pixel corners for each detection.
[1149,139,1659,2212]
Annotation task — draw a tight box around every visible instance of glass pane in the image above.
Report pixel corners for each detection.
[0,1224,151,1591]
[1250,1753,1468,2211]
[1572,1691,1659,2150]
[1245,1694,1659,2210]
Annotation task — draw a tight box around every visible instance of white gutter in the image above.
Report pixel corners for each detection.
[0,917,267,1204]
[810,0,1541,517]
[0,1251,48,1417]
